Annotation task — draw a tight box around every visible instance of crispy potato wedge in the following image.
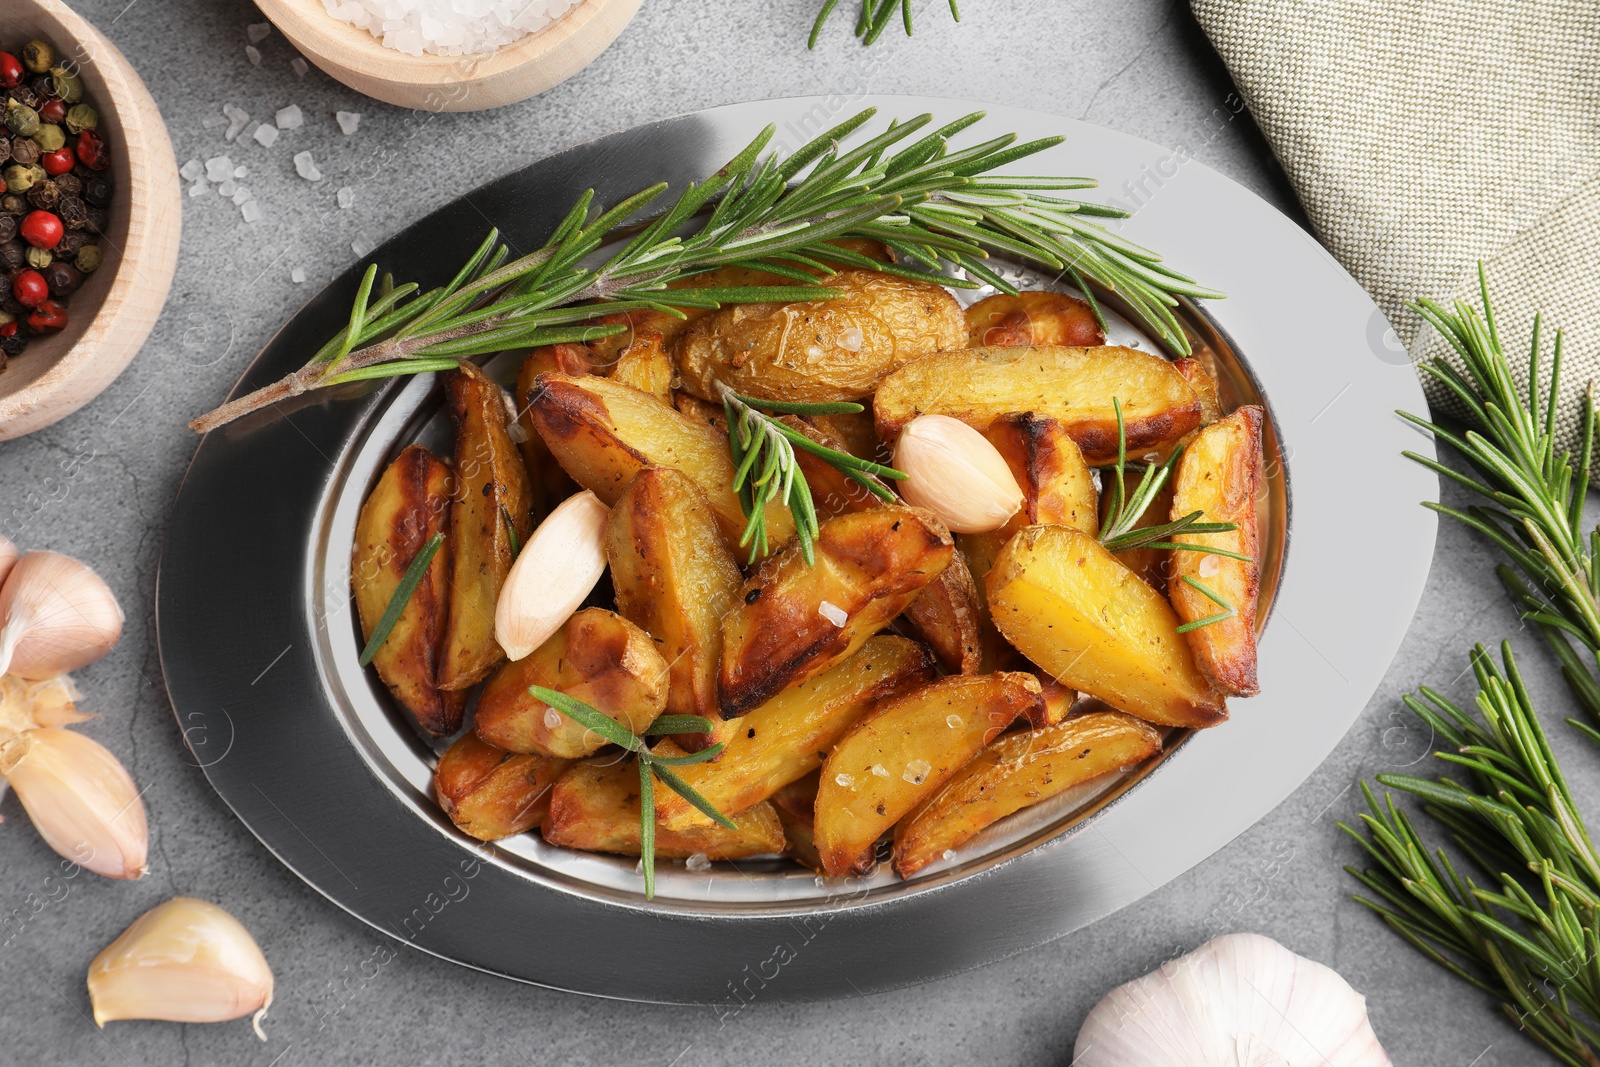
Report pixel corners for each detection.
[606,330,675,403]
[653,635,934,830]
[475,608,669,759]
[677,269,967,404]
[515,344,590,517]
[1174,357,1222,426]
[1100,469,1175,590]
[1029,677,1079,728]
[781,416,885,520]
[954,533,1027,674]
[352,445,463,737]
[1169,406,1265,696]
[527,373,792,558]
[543,759,786,859]
[434,732,570,841]
[964,291,1104,348]
[814,672,1043,876]
[771,771,823,871]
[605,467,743,736]
[984,413,1099,536]
[874,345,1202,463]
[810,408,884,462]
[987,525,1226,728]
[438,362,536,691]
[903,550,982,674]
[719,506,954,718]
[892,710,1161,877]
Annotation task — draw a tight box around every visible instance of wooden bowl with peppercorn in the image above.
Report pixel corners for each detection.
[0,0,180,441]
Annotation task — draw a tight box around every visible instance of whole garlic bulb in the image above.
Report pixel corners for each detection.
[892,414,1024,533]
[0,726,147,880]
[88,897,274,1039]
[0,551,124,679]
[495,490,610,661]
[1075,933,1390,1066]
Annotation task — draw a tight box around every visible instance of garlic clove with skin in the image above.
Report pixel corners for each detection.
[1074,932,1390,1066]
[892,414,1024,534]
[494,490,610,661]
[0,726,147,879]
[0,551,124,679]
[0,534,18,587]
[0,673,91,733]
[88,897,274,1039]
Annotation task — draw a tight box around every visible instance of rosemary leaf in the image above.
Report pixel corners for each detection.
[357,532,443,666]
[638,760,656,899]
[642,715,719,736]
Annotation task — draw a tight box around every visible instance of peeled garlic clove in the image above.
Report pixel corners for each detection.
[0,727,147,879]
[88,897,274,1039]
[1074,932,1390,1066]
[494,490,610,661]
[892,414,1024,534]
[0,551,124,679]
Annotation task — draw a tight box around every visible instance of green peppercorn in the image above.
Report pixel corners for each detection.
[31,123,62,153]
[63,104,96,134]
[48,68,81,104]
[0,309,14,327]
[2,163,43,193]
[74,243,100,273]
[5,102,39,139]
[24,244,51,269]
[21,41,55,75]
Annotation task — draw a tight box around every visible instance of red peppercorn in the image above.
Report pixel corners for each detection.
[0,54,21,90]
[27,299,67,332]
[37,98,65,125]
[12,269,48,308]
[75,130,109,171]
[39,148,74,177]
[0,321,16,337]
[20,211,62,249]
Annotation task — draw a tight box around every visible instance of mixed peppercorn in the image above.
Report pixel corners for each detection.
[0,35,109,372]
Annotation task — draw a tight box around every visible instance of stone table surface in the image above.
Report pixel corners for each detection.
[0,0,1559,1063]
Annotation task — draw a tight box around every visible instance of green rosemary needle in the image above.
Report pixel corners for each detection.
[1096,398,1240,555]
[1172,574,1236,633]
[357,531,443,666]
[809,0,960,47]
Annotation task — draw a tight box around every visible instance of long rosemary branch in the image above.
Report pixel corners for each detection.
[192,108,1220,433]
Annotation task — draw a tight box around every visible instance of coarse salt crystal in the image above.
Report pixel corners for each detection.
[336,110,362,135]
[204,155,234,182]
[241,121,260,143]
[187,181,208,198]
[179,158,204,182]
[870,764,889,778]
[336,186,355,209]
[294,151,323,181]
[240,200,262,223]
[352,236,375,257]
[291,57,309,77]
[325,0,590,57]
[253,124,279,147]
[942,849,956,861]
[839,327,863,352]
[201,113,227,129]
[902,759,931,785]
[834,772,854,788]
[234,165,249,178]
[232,187,253,206]
[276,104,304,129]
[1198,554,1221,578]
[805,345,823,360]
[817,600,847,627]
[217,179,235,197]
[813,876,825,887]
[543,707,562,730]
[223,105,248,141]
[291,268,306,284]
[247,22,272,43]
[685,852,711,873]
[245,45,262,66]
[945,714,962,728]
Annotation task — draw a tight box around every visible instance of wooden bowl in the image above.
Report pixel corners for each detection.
[253,0,643,112]
[0,0,181,441]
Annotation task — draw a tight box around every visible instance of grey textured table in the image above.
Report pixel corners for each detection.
[0,0,1552,1063]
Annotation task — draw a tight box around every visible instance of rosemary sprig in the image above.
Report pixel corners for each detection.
[1096,398,1239,555]
[720,388,904,564]
[357,531,443,666]
[1173,574,1236,633]
[808,0,961,47]
[1341,643,1600,1067]
[1400,265,1600,726]
[531,686,735,900]
[192,108,1221,433]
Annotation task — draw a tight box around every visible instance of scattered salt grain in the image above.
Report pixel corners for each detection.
[1197,554,1220,579]
[245,45,262,66]
[834,772,854,788]
[291,268,306,284]
[817,600,847,627]
[685,852,711,873]
[241,121,260,144]
[291,57,309,77]
[336,186,354,209]
[204,155,234,182]
[352,236,375,257]
[813,876,826,888]
[253,124,279,147]
[543,707,562,730]
[179,158,204,182]
[223,104,248,141]
[902,759,931,785]
[247,22,273,43]
[945,713,962,729]
[233,165,248,178]
[335,110,362,135]
[323,0,589,57]
[294,150,323,181]
[942,849,956,861]
[276,104,304,129]
[201,112,227,130]
[839,327,863,352]
[232,187,253,206]
[187,181,208,198]
[634,859,644,874]
[240,200,262,223]
[870,764,889,779]
[217,179,236,197]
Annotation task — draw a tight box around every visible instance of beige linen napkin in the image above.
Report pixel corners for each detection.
[1190,0,1600,451]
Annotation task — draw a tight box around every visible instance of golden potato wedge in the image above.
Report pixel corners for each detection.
[542,759,786,859]
[1169,406,1265,696]
[352,445,463,737]
[983,413,1099,536]
[653,635,934,830]
[438,362,536,691]
[986,525,1226,728]
[434,732,570,841]
[677,269,967,404]
[810,408,885,463]
[515,344,590,518]
[475,608,669,759]
[674,391,727,432]
[719,506,954,718]
[874,345,1202,463]
[605,467,743,734]
[892,710,1161,877]
[771,771,823,871]
[781,416,886,520]
[527,373,792,558]
[1100,469,1175,590]
[1173,357,1222,426]
[954,533,1028,674]
[903,550,982,674]
[814,672,1043,876]
[606,330,675,403]
[1029,677,1079,728]
[964,291,1104,348]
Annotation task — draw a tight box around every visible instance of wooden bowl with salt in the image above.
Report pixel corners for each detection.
[254,0,643,112]
[0,0,181,441]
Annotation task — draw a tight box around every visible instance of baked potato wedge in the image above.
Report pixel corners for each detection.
[770,772,823,872]
[718,506,954,718]
[474,608,669,759]
[1100,469,1175,589]
[677,269,967,404]
[352,445,462,737]
[604,467,743,732]
[542,759,786,859]
[892,710,1161,877]
[814,672,1043,876]
[652,635,934,830]
[964,291,1104,348]
[986,525,1226,728]
[1029,677,1079,729]
[902,550,982,674]
[874,345,1202,463]
[514,344,590,518]
[1169,406,1265,696]
[434,732,570,841]
[1174,357,1222,426]
[781,416,886,520]
[810,408,884,463]
[606,330,675,403]
[438,362,536,691]
[954,534,1028,674]
[526,373,792,557]
[984,413,1099,536]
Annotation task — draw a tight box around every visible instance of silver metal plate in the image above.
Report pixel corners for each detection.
[156,95,1436,1001]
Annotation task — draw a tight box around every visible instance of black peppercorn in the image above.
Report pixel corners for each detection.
[0,217,14,244]
[0,239,23,270]
[56,194,85,230]
[27,74,52,99]
[9,136,37,166]
[54,230,83,256]
[42,260,78,297]
[0,134,10,162]
[0,332,23,357]
[25,178,57,210]
[84,208,105,234]
[0,284,23,315]
[0,194,23,215]
[82,176,110,207]
[52,171,79,197]
[71,160,92,180]
[6,86,38,113]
